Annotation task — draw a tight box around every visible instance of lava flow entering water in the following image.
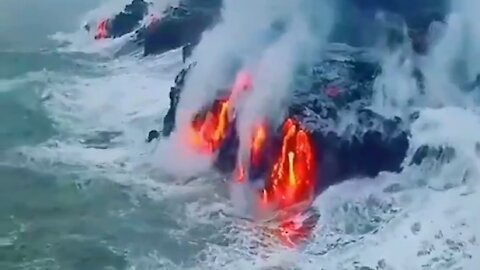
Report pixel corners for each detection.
[185,71,318,247]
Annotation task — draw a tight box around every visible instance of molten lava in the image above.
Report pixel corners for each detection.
[95,19,110,40]
[259,118,316,212]
[184,70,317,248]
[235,122,268,183]
[188,71,253,153]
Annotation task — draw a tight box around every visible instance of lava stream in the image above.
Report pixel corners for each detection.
[187,71,252,153]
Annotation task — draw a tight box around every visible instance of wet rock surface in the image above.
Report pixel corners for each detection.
[90,0,150,40]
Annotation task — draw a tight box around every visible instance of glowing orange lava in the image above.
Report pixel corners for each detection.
[188,71,252,153]
[259,118,316,212]
[95,19,109,40]
[251,124,267,167]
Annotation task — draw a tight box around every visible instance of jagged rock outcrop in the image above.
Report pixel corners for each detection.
[88,0,222,59]
[96,0,448,58]
[109,0,150,38]
[141,0,459,192]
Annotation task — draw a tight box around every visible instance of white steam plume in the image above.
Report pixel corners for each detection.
[421,13,466,108]
[174,0,319,133]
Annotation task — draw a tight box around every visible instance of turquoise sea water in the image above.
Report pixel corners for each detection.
[0,1,220,269]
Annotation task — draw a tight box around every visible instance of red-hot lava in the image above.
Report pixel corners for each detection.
[189,99,231,153]
[235,122,268,183]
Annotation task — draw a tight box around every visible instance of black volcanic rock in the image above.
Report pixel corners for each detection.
[146,129,160,142]
[141,0,222,56]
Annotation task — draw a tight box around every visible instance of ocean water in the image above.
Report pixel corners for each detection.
[1,0,480,269]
